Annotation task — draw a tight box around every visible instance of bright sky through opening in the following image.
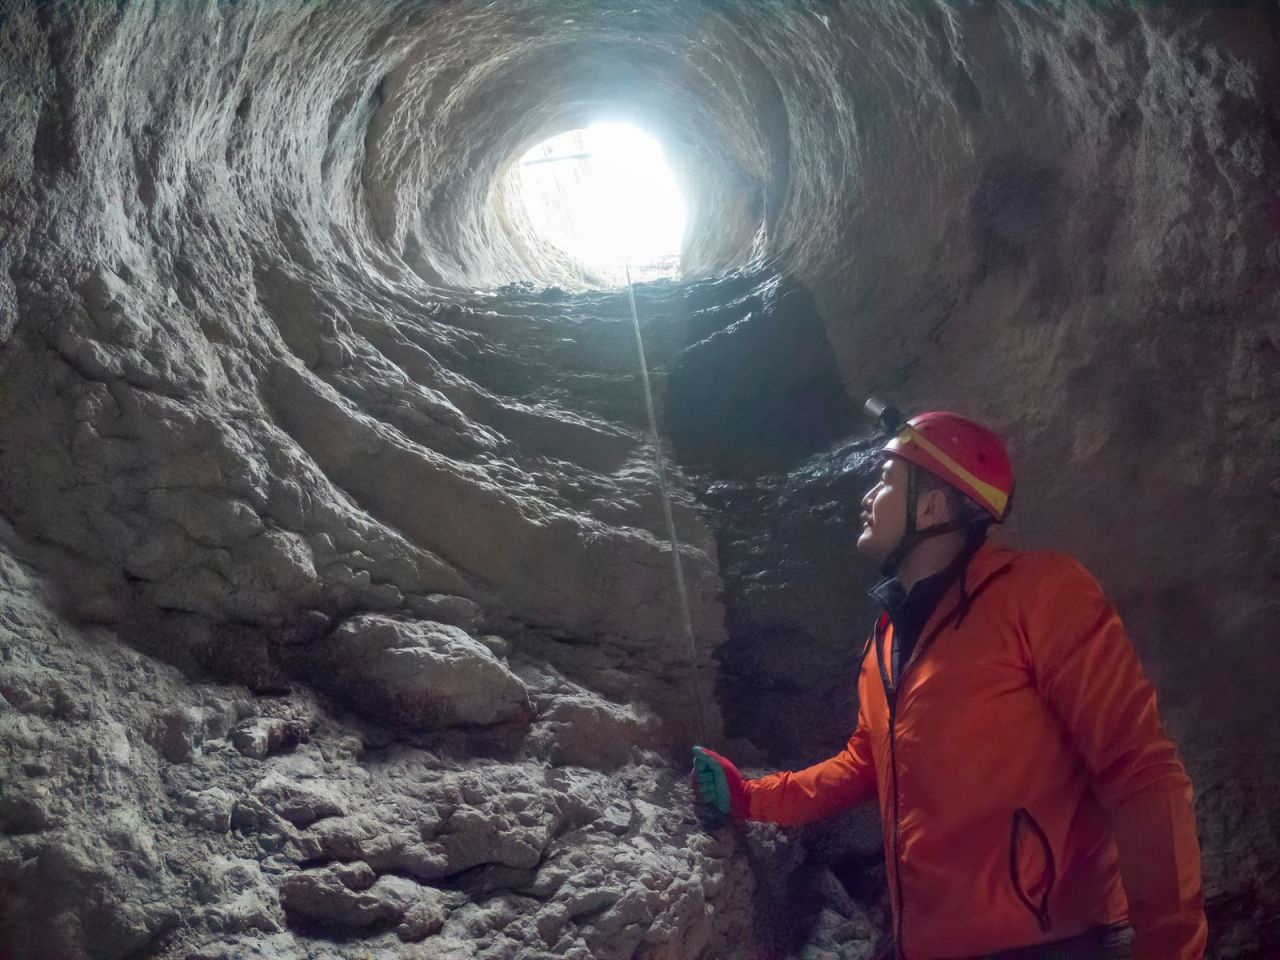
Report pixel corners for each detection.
[514,123,686,285]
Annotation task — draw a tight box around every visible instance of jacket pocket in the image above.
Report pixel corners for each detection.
[1009,807,1055,933]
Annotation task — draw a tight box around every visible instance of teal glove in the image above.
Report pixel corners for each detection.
[691,745,749,827]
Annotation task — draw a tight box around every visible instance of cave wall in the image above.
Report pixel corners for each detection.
[1,1,1278,958]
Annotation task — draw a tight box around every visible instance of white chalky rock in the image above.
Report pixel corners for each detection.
[301,615,533,730]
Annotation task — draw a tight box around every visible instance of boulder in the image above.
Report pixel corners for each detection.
[295,615,532,730]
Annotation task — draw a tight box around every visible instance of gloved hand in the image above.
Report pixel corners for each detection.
[691,745,749,827]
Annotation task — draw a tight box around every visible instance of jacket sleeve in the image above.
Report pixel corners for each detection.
[743,722,876,826]
[743,647,878,826]
[1023,554,1207,960]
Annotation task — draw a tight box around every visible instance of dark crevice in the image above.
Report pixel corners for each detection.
[662,273,874,762]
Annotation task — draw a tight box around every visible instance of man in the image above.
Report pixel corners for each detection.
[692,410,1206,960]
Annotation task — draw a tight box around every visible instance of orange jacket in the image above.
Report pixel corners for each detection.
[744,543,1206,960]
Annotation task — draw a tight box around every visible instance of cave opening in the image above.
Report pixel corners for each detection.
[505,122,687,287]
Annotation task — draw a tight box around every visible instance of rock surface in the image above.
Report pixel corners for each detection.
[1,1,1278,958]
[293,614,534,730]
[0,545,754,959]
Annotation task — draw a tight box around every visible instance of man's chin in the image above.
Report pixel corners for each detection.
[855,534,883,564]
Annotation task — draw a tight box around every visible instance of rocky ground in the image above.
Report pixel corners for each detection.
[0,529,753,960]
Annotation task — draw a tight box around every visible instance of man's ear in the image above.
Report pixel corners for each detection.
[916,487,952,527]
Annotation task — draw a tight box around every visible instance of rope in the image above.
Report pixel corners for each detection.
[624,263,709,747]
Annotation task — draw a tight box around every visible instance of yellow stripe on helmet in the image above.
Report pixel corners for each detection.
[896,425,1009,517]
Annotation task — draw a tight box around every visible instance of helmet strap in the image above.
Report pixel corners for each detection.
[878,464,987,577]
[879,463,919,577]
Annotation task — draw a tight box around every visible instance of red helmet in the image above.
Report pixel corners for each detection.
[883,411,1013,522]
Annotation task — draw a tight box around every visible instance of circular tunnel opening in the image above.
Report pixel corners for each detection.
[504,122,687,287]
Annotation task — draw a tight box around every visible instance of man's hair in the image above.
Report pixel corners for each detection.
[916,468,993,538]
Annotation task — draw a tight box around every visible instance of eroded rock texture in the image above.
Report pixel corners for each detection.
[1,2,1277,958]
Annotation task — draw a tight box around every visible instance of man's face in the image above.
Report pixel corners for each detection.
[857,456,909,563]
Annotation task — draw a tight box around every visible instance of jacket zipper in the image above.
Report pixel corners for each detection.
[879,612,948,958]
[875,562,1014,959]
[878,614,923,959]
[887,680,905,958]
